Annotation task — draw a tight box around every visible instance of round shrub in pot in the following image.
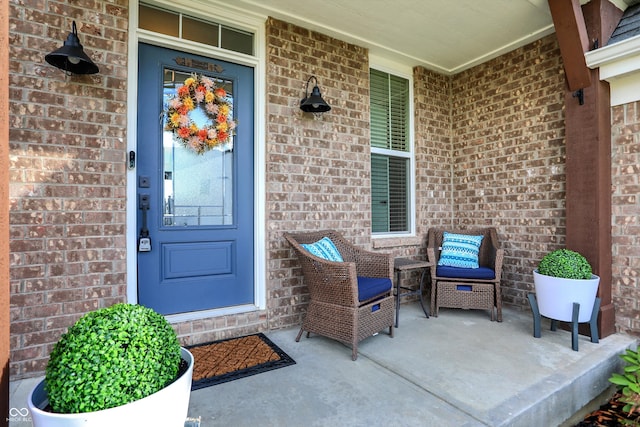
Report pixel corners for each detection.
[45,303,182,414]
[537,249,593,280]
[533,249,600,323]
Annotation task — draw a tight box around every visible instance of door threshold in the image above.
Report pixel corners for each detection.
[165,304,259,324]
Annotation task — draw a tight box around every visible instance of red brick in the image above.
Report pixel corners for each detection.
[10,1,129,379]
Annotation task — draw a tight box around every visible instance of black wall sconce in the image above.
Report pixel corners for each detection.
[300,76,331,114]
[45,21,99,75]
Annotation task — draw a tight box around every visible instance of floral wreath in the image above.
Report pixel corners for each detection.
[164,74,238,155]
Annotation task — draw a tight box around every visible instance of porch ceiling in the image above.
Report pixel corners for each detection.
[233,0,635,74]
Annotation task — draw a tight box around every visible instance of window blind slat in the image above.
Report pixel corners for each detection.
[389,75,408,152]
[371,154,389,233]
[388,157,408,232]
[370,69,390,149]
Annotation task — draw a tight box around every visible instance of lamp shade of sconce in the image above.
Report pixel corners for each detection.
[300,76,331,113]
[45,21,99,75]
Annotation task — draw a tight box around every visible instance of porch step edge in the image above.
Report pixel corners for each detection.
[491,333,637,427]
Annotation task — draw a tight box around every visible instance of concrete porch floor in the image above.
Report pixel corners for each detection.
[9,302,638,427]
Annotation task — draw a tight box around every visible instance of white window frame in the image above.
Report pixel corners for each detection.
[370,57,416,238]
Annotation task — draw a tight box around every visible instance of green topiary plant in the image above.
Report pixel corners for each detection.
[537,249,593,280]
[45,303,181,414]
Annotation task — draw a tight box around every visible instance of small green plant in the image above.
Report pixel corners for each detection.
[610,347,640,417]
[537,249,593,280]
[45,303,181,414]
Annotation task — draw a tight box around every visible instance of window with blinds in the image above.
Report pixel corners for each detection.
[370,69,411,234]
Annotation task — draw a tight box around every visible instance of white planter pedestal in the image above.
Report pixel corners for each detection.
[529,271,601,351]
[28,347,193,427]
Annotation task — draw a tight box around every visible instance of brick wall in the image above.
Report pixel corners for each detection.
[611,102,640,336]
[264,18,375,328]
[414,67,454,234]
[9,2,129,377]
[263,20,460,323]
[450,35,567,309]
[267,31,572,321]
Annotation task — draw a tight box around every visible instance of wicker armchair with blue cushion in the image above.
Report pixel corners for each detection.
[283,230,394,360]
[427,227,504,322]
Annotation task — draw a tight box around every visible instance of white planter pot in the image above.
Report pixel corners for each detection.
[533,270,600,323]
[28,347,193,427]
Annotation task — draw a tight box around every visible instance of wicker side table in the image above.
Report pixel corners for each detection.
[435,282,495,321]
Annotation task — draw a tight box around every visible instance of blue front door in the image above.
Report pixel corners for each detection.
[137,43,254,315]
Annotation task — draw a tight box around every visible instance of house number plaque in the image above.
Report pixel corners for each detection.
[173,57,224,73]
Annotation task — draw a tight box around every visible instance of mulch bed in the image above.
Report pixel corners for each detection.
[576,392,640,426]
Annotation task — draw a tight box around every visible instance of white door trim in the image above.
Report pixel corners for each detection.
[126,0,267,320]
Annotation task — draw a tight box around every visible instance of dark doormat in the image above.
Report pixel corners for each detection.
[186,333,296,390]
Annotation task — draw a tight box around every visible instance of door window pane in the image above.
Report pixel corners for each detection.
[221,27,253,55]
[139,4,179,37]
[183,17,220,47]
[162,69,235,227]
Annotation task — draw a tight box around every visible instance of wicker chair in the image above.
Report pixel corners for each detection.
[427,227,504,322]
[283,230,394,360]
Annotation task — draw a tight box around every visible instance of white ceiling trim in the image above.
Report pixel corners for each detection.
[207,0,638,76]
[450,24,556,74]
[231,0,451,73]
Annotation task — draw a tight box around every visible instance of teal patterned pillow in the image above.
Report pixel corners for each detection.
[437,232,483,269]
[301,237,343,262]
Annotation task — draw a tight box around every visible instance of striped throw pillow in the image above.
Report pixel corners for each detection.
[437,232,483,269]
[301,237,343,262]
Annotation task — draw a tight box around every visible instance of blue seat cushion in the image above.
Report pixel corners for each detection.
[357,276,392,301]
[436,265,496,280]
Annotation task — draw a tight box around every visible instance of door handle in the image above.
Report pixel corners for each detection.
[138,194,151,252]
[139,194,150,210]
